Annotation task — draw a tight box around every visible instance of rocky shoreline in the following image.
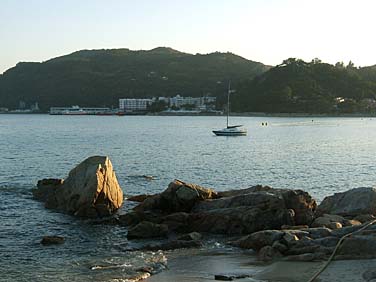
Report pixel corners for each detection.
[32,156,376,281]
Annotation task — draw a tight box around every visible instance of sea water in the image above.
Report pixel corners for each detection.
[1,114,376,281]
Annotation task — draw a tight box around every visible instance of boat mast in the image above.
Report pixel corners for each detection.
[227,81,230,128]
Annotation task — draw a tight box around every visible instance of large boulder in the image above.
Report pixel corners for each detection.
[215,186,316,225]
[316,187,376,217]
[34,156,123,218]
[135,180,218,213]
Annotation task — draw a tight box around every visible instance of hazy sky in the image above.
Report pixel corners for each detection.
[1,0,376,73]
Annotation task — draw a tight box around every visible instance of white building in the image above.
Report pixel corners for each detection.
[119,98,153,112]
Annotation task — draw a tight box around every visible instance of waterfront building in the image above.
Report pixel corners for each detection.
[119,98,153,112]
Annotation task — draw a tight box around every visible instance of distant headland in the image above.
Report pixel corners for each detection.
[1,47,376,115]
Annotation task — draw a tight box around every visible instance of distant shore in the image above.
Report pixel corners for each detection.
[2,111,376,117]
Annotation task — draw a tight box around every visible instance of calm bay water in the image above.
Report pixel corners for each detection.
[1,114,376,281]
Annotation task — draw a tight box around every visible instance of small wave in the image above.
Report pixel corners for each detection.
[91,263,132,270]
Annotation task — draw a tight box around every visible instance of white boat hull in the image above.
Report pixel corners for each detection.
[213,127,247,136]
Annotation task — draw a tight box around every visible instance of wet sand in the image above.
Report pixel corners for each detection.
[147,249,376,282]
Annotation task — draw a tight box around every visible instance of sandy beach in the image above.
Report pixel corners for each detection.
[147,248,376,282]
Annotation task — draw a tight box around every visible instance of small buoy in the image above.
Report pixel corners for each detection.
[261,123,264,126]
[265,122,268,126]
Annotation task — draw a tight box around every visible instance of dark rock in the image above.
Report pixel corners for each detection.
[285,252,327,261]
[33,179,64,202]
[127,221,168,239]
[317,187,376,217]
[304,227,332,239]
[337,234,376,258]
[141,239,202,251]
[189,206,294,235]
[41,236,65,245]
[162,212,190,232]
[177,232,202,241]
[127,194,152,202]
[233,230,284,250]
[354,214,376,223]
[214,274,251,281]
[258,245,282,261]
[198,186,316,226]
[363,269,376,281]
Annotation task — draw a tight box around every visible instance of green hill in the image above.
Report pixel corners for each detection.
[0,47,269,111]
[233,58,376,113]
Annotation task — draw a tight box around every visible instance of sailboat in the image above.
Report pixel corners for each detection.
[212,82,247,136]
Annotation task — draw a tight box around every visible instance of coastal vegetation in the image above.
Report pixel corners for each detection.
[233,58,376,114]
[0,47,268,111]
[1,48,376,114]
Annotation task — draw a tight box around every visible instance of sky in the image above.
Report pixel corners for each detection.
[1,0,376,74]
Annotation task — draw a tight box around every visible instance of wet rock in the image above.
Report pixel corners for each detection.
[127,194,152,202]
[272,241,288,254]
[285,252,327,262]
[177,232,202,241]
[35,156,123,218]
[141,239,202,251]
[363,269,376,281]
[33,179,64,202]
[41,236,65,245]
[317,187,376,217]
[214,274,251,281]
[233,230,284,250]
[258,245,282,261]
[127,221,168,239]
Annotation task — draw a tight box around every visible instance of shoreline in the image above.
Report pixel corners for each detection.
[2,111,376,117]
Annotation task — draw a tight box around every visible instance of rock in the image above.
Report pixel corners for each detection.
[162,212,190,232]
[327,222,342,229]
[280,189,317,225]
[159,180,218,212]
[214,274,251,281]
[141,239,202,251]
[127,194,152,202]
[272,241,288,253]
[41,236,65,245]
[317,187,376,217]
[281,224,309,230]
[177,232,202,241]
[363,269,376,281]
[35,156,123,218]
[233,230,284,250]
[189,206,294,235]
[33,179,64,202]
[258,245,282,261]
[134,180,217,213]
[118,211,143,226]
[354,214,376,223]
[305,227,332,239]
[285,252,327,261]
[337,234,376,258]
[282,232,299,245]
[197,186,316,226]
[127,221,168,239]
